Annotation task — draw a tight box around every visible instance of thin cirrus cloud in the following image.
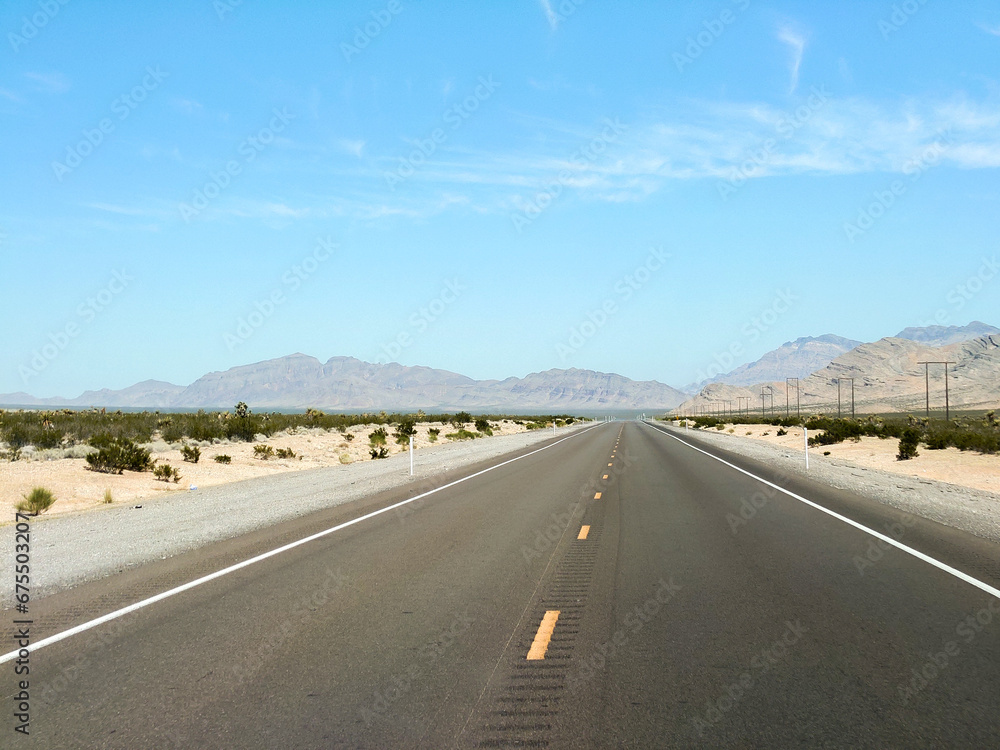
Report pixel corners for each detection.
[978,22,1000,36]
[777,26,806,94]
[539,0,559,31]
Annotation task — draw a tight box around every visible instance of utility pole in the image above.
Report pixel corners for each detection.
[786,377,800,419]
[917,361,956,421]
[837,377,855,419]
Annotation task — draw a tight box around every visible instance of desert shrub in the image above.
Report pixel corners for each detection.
[475,418,493,436]
[369,427,387,446]
[275,447,296,459]
[253,444,275,460]
[394,419,417,445]
[103,489,114,504]
[214,454,232,464]
[344,433,354,442]
[428,428,440,443]
[897,428,921,461]
[451,411,472,429]
[716,424,725,431]
[2,446,22,461]
[369,446,388,459]
[85,437,152,474]
[180,444,201,463]
[153,463,182,482]
[776,428,788,436]
[446,429,478,441]
[17,486,56,515]
[339,453,352,464]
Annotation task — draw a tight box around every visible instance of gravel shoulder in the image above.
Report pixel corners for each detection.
[654,420,1000,546]
[2,424,589,607]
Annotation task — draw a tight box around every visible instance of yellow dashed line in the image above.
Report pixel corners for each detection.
[602,474,608,479]
[608,463,613,467]
[594,492,602,499]
[527,611,560,660]
[578,525,590,540]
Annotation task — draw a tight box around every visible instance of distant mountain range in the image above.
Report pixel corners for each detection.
[5,322,997,414]
[686,334,862,391]
[679,324,1000,415]
[0,356,689,412]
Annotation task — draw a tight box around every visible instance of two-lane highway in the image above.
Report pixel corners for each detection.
[5,421,1000,747]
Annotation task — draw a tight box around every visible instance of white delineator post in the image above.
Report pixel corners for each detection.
[409,436,414,476]
[804,427,809,470]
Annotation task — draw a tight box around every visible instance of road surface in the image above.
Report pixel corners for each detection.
[5,421,1000,748]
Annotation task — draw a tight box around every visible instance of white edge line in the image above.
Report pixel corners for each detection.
[0,423,604,664]
[642,420,1000,602]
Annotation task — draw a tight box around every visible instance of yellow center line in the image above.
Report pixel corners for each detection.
[527,611,560,660]
[602,474,608,479]
[594,492,602,499]
[608,462,613,467]
[578,525,590,540]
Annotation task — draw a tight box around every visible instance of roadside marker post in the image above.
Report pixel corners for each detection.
[409,436,413,476]
[804,428,809,470]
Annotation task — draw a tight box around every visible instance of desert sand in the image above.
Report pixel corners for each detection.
[0,419,541,518]
[686,422,1000,495]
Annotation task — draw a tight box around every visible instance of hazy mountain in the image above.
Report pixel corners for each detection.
[688,334,862,390]
[2,356,687,411]
[894,321,1000,347]
[677,334,1000,415]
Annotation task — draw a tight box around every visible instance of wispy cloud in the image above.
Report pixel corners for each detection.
[171,98,203,114]
[336,138,366,158]
[979,22,1000,37]
[539,0,559,31]
[0,88,21,102]
[24,71,71,94]
[777,26,806,94]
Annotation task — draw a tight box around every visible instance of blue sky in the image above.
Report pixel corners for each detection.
[2,0,999,397]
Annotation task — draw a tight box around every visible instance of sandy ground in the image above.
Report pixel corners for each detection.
[679,422,1000,495]
[0,419,542,518]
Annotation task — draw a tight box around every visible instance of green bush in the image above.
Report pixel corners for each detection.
[253,444,275,460]
[275,447,296,459]
[85,437,153,474]
[451,411,472,429]
[369,427,387,446]
[214,454,232,464]
[369,446,388,459]
[153,462,182,482]
[180,444,201,463]
[897,428,920,461]
[474,418,493,436]
[394,418,417,445]
[17,486,56,515]
[446,429,479,441]
[428,428,440,443]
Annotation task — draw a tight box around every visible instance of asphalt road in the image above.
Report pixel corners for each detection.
[5,421,1000,748]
